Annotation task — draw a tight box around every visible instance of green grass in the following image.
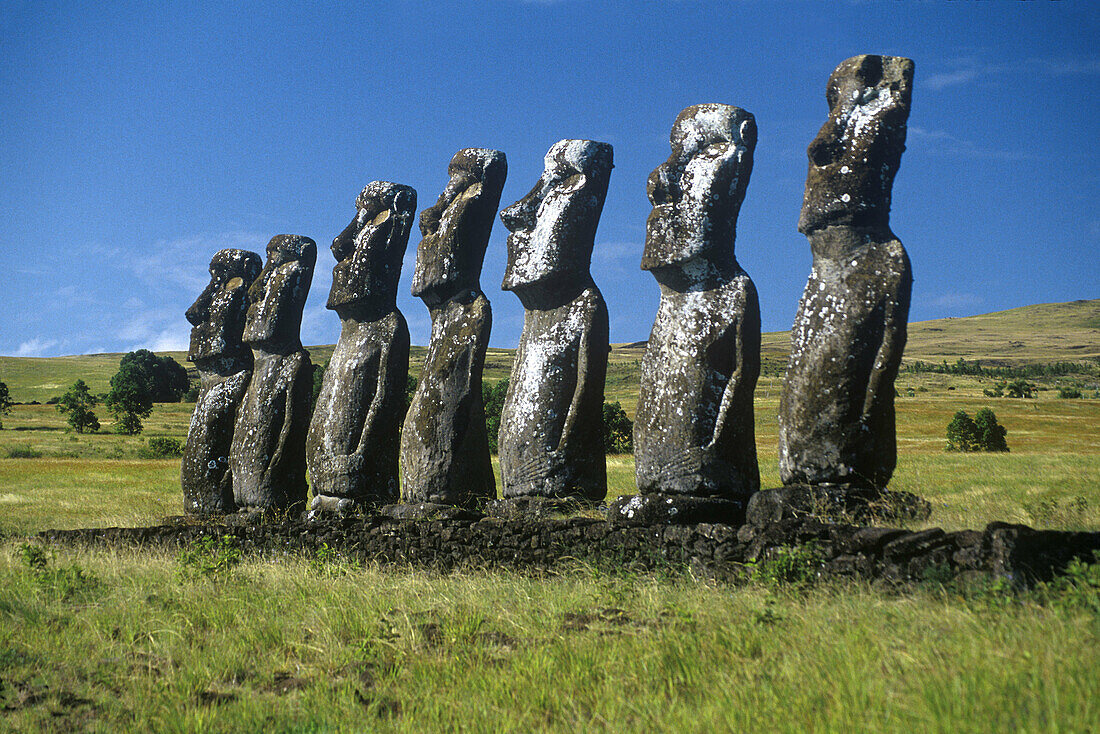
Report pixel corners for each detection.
[1,546,1098,732]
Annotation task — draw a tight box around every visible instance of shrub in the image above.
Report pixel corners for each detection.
[602,401,634,454]
[947,408,1008,452]
[973,408,1009,452]
[177,535,243,578]
[141,436,184,458]
[482,378,509,455]
[7,446,43,459]
[946,411,980,452]
[1058,387,1083,399]
[106,362,153,435]
[747,544,821,587]
[56,379,100,433]
[0,379,11,429]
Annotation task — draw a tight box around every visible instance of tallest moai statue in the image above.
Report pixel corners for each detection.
[778,55,914,493]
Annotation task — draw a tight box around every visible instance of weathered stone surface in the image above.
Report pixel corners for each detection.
[629,104,761,519]
[400,149,506,509]
[181,248,262,515]
[42,514,1100,588]
[230,235,316,513]
[779,55,915,490]
[746,485,931,526]
[608,493,746,527]
[497,140,613,504]
[307,182,415,511]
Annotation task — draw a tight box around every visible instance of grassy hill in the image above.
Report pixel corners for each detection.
[1,299,1097,404]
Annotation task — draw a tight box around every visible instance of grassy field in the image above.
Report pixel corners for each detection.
[1,300,1099,731]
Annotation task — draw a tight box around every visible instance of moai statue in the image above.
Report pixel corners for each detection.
[230,235,316,515]
[611,104,761,525]
[306,182,415,515]
[181,249,263,515]
[394,150,506,517]
[493,139,612,516]
[773,55,914,508]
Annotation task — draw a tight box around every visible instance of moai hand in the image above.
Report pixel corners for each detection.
[181,248,262,515]
[306,182,416,515]
[613,104,761,525]
[231,234,316,515]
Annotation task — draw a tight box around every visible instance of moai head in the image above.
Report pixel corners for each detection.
[186,249,263,364]
[242,235,316,349]
[412,149,507,308]
[642,104,756,275]
[799,54,914,235]
[500,139,613,296]
[328,181,417,317]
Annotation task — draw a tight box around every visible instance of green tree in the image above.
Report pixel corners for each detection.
[0,380,13,429]
[602,401,634,454]
[310,361,328,410]
[1004,379,1037,399]
[106,363,153,435]
[56,379,100,433]
[118,349,190,402]
[974,408,1009,452]
[482,378,509,455]
[945,410,980,452]
[405,374,418,413]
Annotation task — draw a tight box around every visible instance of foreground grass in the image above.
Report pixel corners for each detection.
[1,544,1097,733]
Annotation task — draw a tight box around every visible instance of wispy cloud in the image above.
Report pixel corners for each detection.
[908,125,1039,162]
[15,338,60,357]
[926,56,1100,91]
[925,292,985,310]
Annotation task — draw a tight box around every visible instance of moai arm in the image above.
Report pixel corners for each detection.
[556,297,608,457]
[353,320,411,459]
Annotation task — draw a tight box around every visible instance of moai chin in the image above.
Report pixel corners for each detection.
[493,139,612,514]
[394,150,506,517]
[181,248,262,515]
[777,55,914,495]
[230,234,316,514]
[306,182,415,515]
[611,104,761,526]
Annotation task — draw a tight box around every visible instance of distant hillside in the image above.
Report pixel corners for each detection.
[1,299,1097,403]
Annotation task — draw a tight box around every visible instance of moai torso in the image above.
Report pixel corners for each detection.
[778,55,915,490]
[181,248,262,515]
[497,140,612,502]
[400,149,507,508]
[230,235,316,513]
[635,105,762,502]
[306,182,415,512]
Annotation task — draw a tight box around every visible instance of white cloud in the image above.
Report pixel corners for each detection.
[15,338,60,357]
[926,292,985,310]
[148,330,190,353]
[926,56,1100,91]
[908,125,1039,162]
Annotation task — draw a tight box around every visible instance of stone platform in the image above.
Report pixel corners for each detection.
[39,511,1100,587]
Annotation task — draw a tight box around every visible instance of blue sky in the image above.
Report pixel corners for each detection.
[1,0,1097,357]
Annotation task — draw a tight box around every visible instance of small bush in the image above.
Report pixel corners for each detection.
[1035,551,1100,613]
[602,401,634,454]
[177,535,243,578]
[15,543,101,600]
[1058,387,1083,399]
[946,408,1008,452]
[140,436,184,458]
[747,544,821,587]
[7,446,43,459]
